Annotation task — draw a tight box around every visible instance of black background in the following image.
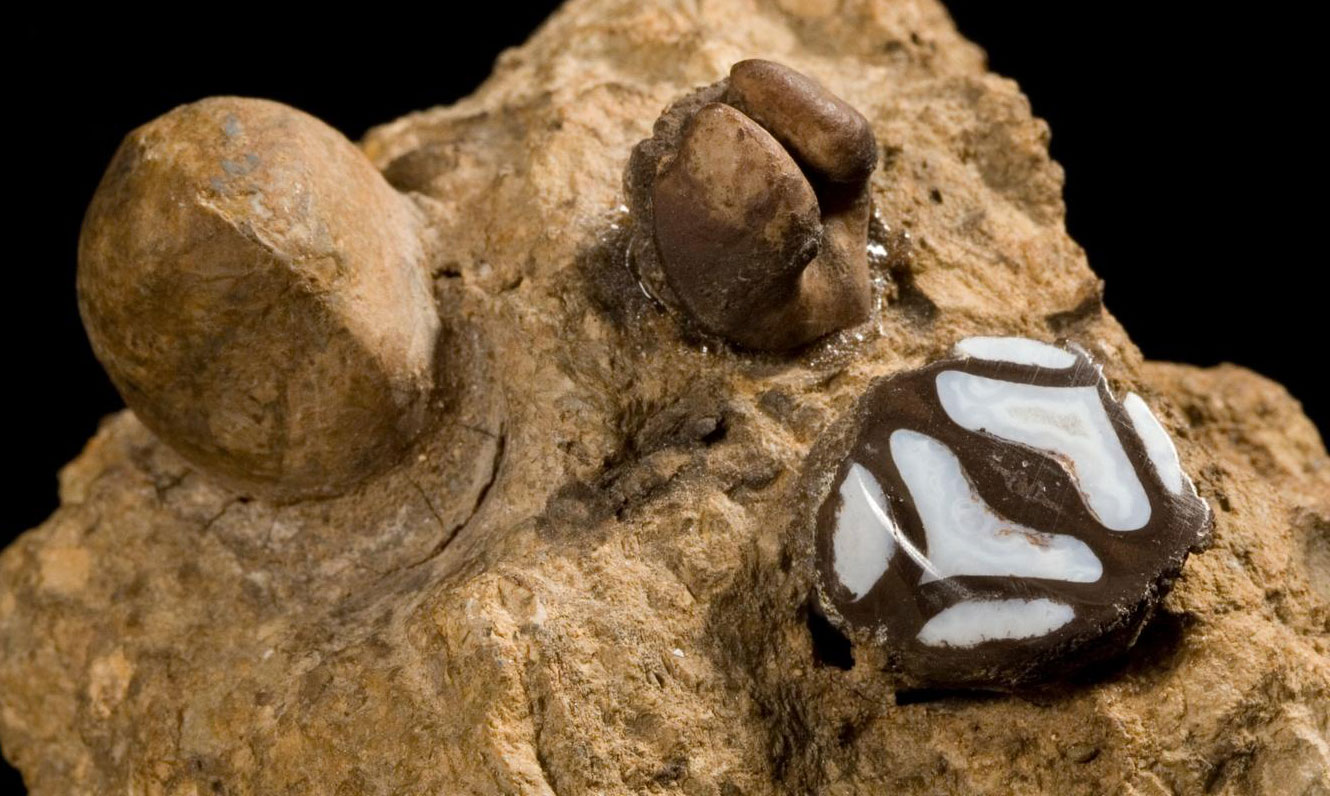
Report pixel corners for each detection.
[4,4,1323,790]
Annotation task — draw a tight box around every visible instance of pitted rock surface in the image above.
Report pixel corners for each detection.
[3,1,1328,794]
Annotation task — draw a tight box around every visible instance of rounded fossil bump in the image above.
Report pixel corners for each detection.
[809,337,1212,688]
[77,97,441,500]
[725,59,877,184]
[626,60,876,351]
[652,103,822,337]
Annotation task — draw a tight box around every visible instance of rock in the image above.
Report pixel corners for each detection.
[2,1,1327,794]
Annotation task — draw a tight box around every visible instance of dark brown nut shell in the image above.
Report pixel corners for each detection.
[626,60,876,351]
[725,59,877,184]
[809,338,1212,688]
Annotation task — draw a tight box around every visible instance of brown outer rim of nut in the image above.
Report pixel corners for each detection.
[801,346,1212,688]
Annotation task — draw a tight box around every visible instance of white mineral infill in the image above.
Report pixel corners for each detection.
[953,336,1077,369]
[916,598,1075,647]
[832,464,898,600]
[935,371,1151,531]
[1123,392,1188,495]
[888,429,1103,585]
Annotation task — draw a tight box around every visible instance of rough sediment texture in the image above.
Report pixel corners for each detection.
[3,0,1327,793]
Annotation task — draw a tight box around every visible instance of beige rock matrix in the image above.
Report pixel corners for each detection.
[2,0,1327,793]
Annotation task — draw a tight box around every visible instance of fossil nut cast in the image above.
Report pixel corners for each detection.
[78,97,441,501]
[811,337,1213,688]
[626,59,877,350]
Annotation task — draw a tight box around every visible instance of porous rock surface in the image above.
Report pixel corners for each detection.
[3,0,1327,793]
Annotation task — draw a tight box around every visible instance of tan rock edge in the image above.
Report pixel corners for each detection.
[3,1,1327,794]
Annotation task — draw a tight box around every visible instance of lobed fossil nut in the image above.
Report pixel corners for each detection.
[626,60,876,351]
[77,97,441,501]
[811,336,1213,688]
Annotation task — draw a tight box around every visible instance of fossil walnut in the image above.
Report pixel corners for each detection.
[77,97,441,501]
[811,337,1212,688]
[626,60,876,350]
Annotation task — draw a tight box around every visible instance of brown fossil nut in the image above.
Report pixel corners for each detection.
[626,60,876,350]
[810,337,1213,688]
[725,59,878,184]
[77,97,441,501]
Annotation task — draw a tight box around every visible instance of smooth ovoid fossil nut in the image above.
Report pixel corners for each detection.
[724,59,878,184]
[810,336,1212,688]
[625,60,876,350]
[78,97,441,501]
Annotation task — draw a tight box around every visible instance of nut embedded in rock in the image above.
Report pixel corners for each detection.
[812,337,1213,688]
[77,97,442,501]
[725,59,878,184]
[5,4,1330,793]
[626,59,877,351]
